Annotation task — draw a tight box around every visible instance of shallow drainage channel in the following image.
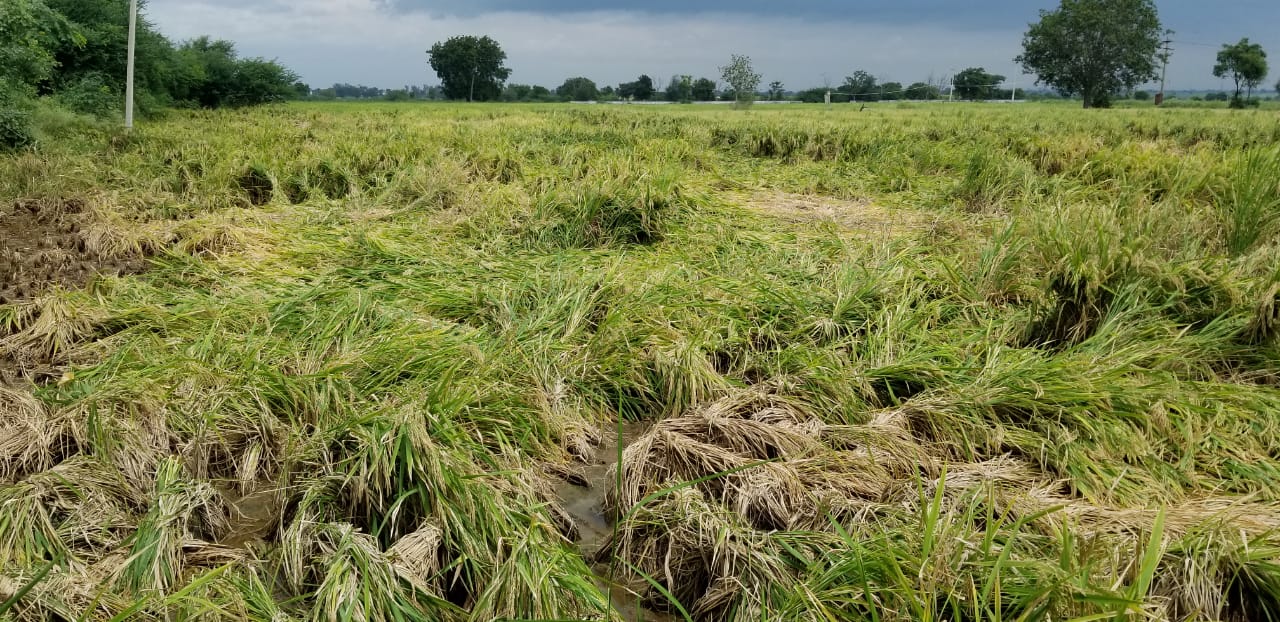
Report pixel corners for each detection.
[553,422,677,622]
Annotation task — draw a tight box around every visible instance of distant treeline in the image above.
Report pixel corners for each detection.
[311,73,1038,104]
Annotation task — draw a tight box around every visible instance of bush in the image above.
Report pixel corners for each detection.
[1228,97,1262,109]
[0,89,35,151]
[28,101,112,145]
[0,107,35,152]
[54,72,121,117]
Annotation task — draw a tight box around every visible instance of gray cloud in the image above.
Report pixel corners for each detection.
[146,1,1280,93]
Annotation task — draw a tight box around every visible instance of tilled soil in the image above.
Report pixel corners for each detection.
[0,199,150,305]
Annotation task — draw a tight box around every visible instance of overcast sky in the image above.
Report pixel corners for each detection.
[146,0,1280,92]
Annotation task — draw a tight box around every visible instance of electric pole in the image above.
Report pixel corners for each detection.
[1156,39,1172,106]
[125,0,138,130]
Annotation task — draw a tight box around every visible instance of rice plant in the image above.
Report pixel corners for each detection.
[0,101,1278,620]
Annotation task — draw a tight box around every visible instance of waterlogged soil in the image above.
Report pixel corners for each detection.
[554,422,676,622]
[0,199,149,305]
[218,483,283,548]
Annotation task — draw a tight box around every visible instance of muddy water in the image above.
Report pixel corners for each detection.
[554,422,677,622]
[219,484,282,548]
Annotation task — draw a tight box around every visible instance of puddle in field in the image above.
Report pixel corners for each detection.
[554,421,677,622]
[219,483,282,548]
[553,421,647,556]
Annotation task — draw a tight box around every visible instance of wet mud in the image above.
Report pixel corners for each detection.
[554,422,677,622]
[0,199,150,305]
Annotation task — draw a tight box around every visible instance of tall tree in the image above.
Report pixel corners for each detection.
[172,37,238,108]
[427,35,511,102]
[556,76,599,101]
[720,54,761,108]
[44,0,177,103]
[879,81,904,101]
[1016,0,1165,108]
[691,78,717,101]
[171,37,297,108]
[840,70,877,99]
[767,80,785,100]
[618,75,654,101]
[953,67,1005,100]
[0,0,80,94]
[1214,38,1269,105]
[906,82,941,100]
[664,75,693,103]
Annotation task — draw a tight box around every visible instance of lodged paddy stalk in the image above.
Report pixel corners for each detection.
[0,101,1279,620]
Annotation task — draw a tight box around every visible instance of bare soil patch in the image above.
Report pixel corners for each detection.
[741,191,939,236]
[0,199,150,305]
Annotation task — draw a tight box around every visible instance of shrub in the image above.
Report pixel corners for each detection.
[54,72,121,117]
[0,89,35,151]
[0,107,35,152]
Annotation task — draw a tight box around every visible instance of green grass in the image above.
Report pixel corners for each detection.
[1,101,1279,620]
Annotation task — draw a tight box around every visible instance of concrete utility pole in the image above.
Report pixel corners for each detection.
[124,0,138,130]
[1156,39,1172,106]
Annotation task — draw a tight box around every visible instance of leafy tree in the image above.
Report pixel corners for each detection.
[1214,38,1269,106]
[879,81,904,100]
[502,84,553,102]
[172,37,237,107]
[556,76,599,101]
[170,37,298,108]
[953,67,1005,100]
[906,82,941,100]
[840,71,878,99]
[1017,0,1165,108]
[503,84,531,101]
[691,78,717,101]
[328,84,386,99]
[664,75,693,103]
[767,81,785,100]
[1133,89,1151,100]
[44,0,176,108]
[1,0,81,94]
[720,54,761,108]
[226,57,300,107]
[618,75,655,101]
[427,35,511,102]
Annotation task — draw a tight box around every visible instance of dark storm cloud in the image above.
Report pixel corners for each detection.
[387,0,1047,27]
[384,0,1280,36]
[148,0,1280,92]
